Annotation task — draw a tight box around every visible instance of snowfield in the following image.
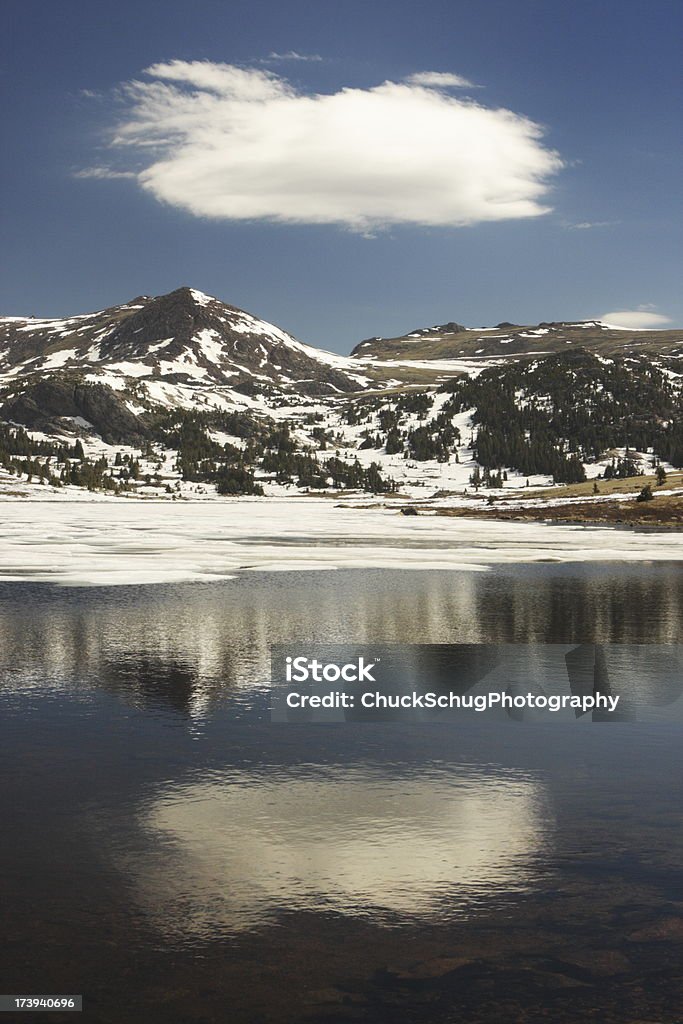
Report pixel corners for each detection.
[0,499,680,587]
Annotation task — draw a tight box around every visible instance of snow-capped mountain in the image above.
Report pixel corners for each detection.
[0,286,368,405]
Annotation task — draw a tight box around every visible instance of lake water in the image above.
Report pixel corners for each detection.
[1,565,682,1023]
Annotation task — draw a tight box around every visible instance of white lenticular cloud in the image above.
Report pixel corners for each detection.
[600,310,672,329]
[101,59,564,232]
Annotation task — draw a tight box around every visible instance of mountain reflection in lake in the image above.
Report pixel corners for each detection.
[0,564,682,1024]
[0,562,681,710]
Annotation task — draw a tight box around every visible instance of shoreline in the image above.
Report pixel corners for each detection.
[429,496,683,530]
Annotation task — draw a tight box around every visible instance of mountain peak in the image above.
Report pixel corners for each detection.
[164,286,218,308]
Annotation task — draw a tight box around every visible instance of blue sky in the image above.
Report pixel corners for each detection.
[1,0,681,351]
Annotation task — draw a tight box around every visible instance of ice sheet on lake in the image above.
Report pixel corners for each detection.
[0,499,680,587]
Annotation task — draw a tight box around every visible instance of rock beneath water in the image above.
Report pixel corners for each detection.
[559,949,632,976]
[628,917,683,941]
[387,955,475,980]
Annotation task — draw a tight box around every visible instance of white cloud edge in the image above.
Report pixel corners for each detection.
[404,71,478,89]
[74,166,137,180]
[261,51,323,63]
[566,220,618,230]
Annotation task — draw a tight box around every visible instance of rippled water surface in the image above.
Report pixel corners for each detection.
[1,565,682,1023]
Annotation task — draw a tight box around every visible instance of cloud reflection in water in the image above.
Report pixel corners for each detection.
[125,766,551,937]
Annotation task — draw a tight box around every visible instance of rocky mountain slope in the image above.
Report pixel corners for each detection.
[0,287,369,412]
[352,318,683,362]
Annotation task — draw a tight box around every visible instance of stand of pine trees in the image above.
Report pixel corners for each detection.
[442,350,682,479]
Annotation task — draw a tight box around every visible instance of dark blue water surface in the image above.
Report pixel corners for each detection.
[1,565,682,1024]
